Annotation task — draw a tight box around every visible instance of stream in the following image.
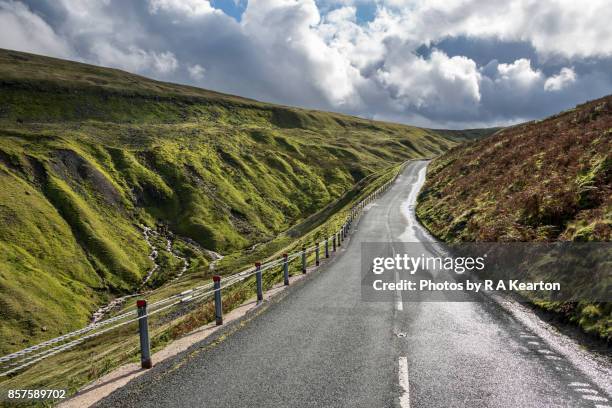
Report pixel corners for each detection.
[89,225,192,324]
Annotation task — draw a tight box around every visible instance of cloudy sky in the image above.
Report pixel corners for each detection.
[1,0,611,128]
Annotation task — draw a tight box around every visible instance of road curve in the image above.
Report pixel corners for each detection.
[95,161,610,408]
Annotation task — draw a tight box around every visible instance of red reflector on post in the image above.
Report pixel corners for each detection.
[213,275,221,282]
[136,300,147,308]
[255,262,261,267]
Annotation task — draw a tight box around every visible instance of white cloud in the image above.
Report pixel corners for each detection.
[0,0,72,57]
[515,0,612,59]
[188,64,206,81]
[242,0,363,107]
[91,43,178,75]
[376,50,481,113]
[544,67,576,91]
[495,59,543,89]
[148,0,216,15]
[152,51,178,74]
[367,0,612,59]
[318,6,387,72]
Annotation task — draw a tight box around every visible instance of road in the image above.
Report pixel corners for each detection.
[96,161,611,408]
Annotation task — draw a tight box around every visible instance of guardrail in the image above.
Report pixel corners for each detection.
[0,162,407,377]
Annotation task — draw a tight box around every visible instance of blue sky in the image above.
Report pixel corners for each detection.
[211,0,246,20]
[1,0,611,128]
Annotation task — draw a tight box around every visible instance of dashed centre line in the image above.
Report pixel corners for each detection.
[575,388,600,394]
[399,356,410,408]
[582,395,609,402]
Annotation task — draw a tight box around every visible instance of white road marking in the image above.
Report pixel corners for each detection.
[399,356,410,408]
[393,251,403,310]
[527,341,540,345]
[569,382,591,387]
[582,395,608,402]
[575,388,599,394]
[545,355,562,360]
[389,239,403,312]
[537,349,554,354]
[393,252,403,311]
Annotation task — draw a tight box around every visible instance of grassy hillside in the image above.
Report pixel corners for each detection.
[0,49,469,355]
[417,95,611,339]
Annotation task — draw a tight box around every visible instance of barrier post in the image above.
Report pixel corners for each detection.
[315,242,320,266]
[283,254,289,285]
[333,235,337,251]
[255,262,263,302]
[136,300,152,369]
[213,275,223,325]
[301,246,307,273]
[325,238,329,258]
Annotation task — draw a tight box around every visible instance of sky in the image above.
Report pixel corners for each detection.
[1,0,611,129]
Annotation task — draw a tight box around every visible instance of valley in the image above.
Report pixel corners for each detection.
[0,49,482,356]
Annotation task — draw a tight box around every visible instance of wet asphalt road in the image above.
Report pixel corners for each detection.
[95,161,610,408]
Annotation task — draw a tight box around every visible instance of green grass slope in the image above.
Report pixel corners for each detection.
[417,95,611,339]
[0,49,467,354]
